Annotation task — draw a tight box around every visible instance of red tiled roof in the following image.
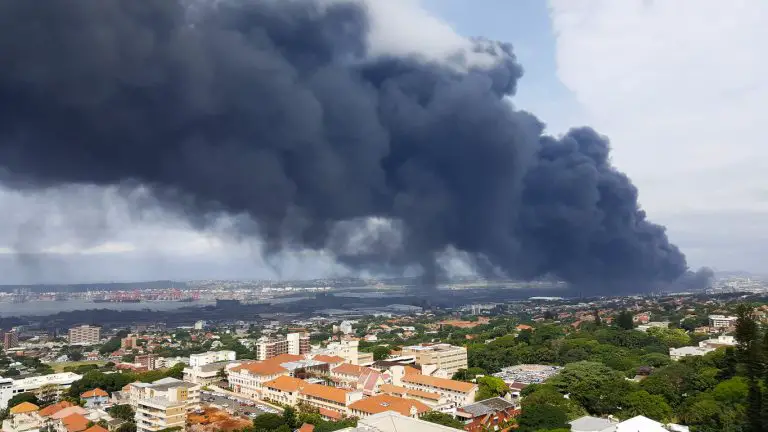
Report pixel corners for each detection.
[39,401,74,417]
[299,382,349,405]
[298,424,315,432]
[403,374,476,393]
[83,426,109,432]
[313,355,345,364]
[349,394,430,417]
[319,407,343,420]
[264,375,304,392]
[230,361,287,376]
[81,388,109,398]
[61,413,90,432]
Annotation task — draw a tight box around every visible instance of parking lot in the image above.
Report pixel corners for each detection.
[200,390,280,419]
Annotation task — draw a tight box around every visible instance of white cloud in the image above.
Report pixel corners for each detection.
[549,0,768,216]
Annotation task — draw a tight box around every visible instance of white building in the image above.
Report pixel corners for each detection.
[0,373,83,409]
[670,346,715,361]
[709,315,737,329]
[699,335,737,349]
[401,344,468,376]
[184,350,238,385]
[67,325,101,346]
[313,340,360,365]
[339,321,355,335]
[338,411,459,432]
[194,320,206,330]
[124,377,200,432]
[636,322,670,332]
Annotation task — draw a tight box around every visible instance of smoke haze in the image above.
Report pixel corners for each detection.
[0,0,694,292]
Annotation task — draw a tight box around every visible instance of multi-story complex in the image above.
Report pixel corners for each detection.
[261,376,363,417]
[184,351,238,385]
[124,378,200,432]
[0,373,83,409]
[339,321,355,335]
[254,333,309,361]
[136,354,158,371]
[68,325,101,345]
[348,394,430,418]
[226,354,302,398]
[121,334,138,350]
[379,384,447,409]
[189,350,236,368]
[401,374,477,407]
[3,332,19,350]
[709,315,738,329]
[400,344,468,376]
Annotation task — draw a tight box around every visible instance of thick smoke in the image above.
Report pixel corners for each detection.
[0,0,691,292]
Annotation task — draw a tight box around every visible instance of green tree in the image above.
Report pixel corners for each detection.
[452,367,486,382]
[116,423,137,432]
[647,327,691,348]
[550,361,632,415]
[7,393,39,408]
[735,303,762,432]
[372,346,390,361]
[616,311,634,330]
[517,404,569,432]
[420,411,464,429]
[251,413,286,432]
[282,406,298,429]
[619,390,672,421]
[109,404,135,421]
[99,337,122,355]
[475,376,509,401]
[166,363,185,379]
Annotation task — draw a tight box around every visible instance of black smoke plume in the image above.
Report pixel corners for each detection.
[0,0,691,292]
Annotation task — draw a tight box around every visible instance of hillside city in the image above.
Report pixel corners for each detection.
[1,289,766,432]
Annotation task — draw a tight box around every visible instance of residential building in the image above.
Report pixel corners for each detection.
[358,352,374,365]
[699,335,737,349]
[121,335,138,350]
[401,374,477,407]
[348,394,429,418]
[569,415,618,432]
[456,397,520,432]
[636,322,671,332]
[400,344,468,376]
[709,315,737,329]
[68,325,101,346]
[339,321,355,335]
[670,346,715,361]
[337,411,460,432]
[55,412,90,432]
[2,402,41,432]
[136,354,157,371]
[3,332,19,350]
[0,373,83,409]
[189,350,236,368]
[313,340,360,365]
[254,333,309,360]
[124,378,200,432]
[194,320,206,330]
[80,388,109,409]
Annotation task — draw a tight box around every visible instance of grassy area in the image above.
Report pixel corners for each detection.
[52,360,106,372]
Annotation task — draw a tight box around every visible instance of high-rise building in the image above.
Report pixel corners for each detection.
[68,325,101,345]
[401,344,468,376]
[3,332,18,350]
[121,334,138,350]
[255,333,309,361]
[136,354,158,371]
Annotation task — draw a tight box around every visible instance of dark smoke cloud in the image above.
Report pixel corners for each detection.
[0,0,691,292]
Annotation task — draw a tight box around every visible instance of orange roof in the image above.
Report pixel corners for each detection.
[265,354,304,364]
[319,407,343,420]
[10,402,39,414]
[61,413,90,432]
[403,366,421,376]
[349,394,430,417]
[39,401,74,417]
[379,384,442,401]
[299,382,349,405]
[403,374,477,393]
[298,424,315,432]
[50,406,88,420]
[83,426,109,432]
[439,320,479,329]
[264,375,304,392]
[231,361,287,376]
[81,388,109,398]
[516,324,533,330]
[313,355,346,364]
[332,363,376,377]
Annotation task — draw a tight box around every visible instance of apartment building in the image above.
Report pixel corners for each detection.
[330,364,385,395]
[254,333,310,360]
[183,350,238,386]
[400,344,468,376]
[402,374,477,407]
[189,350,236,367]
[0,373,83,409]
[3,332,19,350]
[68,325,101,345]
[709,315,738,329]
[136,354,158,371]
[124,378,200,432]
[312,339,360,365]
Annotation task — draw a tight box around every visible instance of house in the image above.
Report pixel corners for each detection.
[56,413,91,432]
[298,424,315,432]
[81,388,109,408]
[348,394,430,418]
[2,402,41,432]
[456,397,520,432]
